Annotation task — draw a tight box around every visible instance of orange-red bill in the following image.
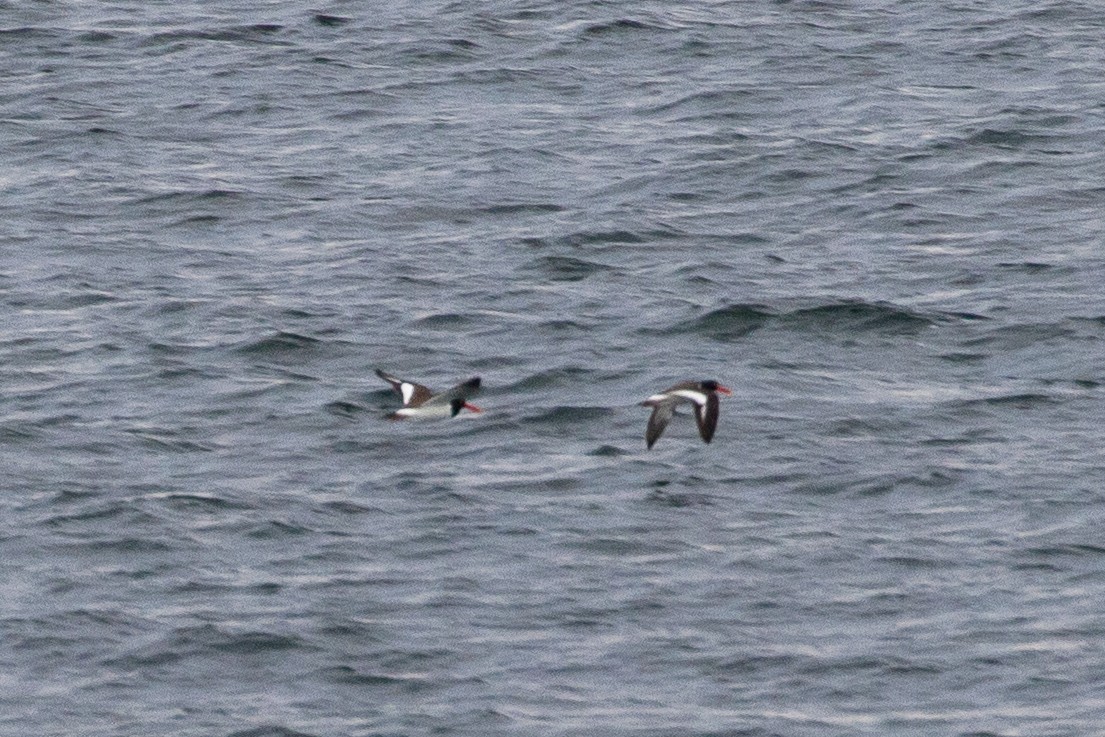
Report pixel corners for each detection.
[717,385,733,395]
[464,402,483,413]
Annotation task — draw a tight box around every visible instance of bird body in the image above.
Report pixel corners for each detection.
[375,369,482,419]
[641,380,732,449]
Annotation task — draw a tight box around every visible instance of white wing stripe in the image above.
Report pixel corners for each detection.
[671,389,708,405]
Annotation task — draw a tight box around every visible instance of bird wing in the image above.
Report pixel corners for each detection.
[694,390,720,443]
[645,400,676,449]
[375,369,434,406]
[421,376,481,409]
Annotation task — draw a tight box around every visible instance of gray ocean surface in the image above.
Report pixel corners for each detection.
[3,1,1105,735]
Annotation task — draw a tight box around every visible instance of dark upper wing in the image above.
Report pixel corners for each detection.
[693,391,720,444]
[375,369,434,406]
[645,401,675,449]
[422,376,481,408]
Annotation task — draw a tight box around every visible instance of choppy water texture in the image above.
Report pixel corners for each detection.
[3,1,1105,735]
